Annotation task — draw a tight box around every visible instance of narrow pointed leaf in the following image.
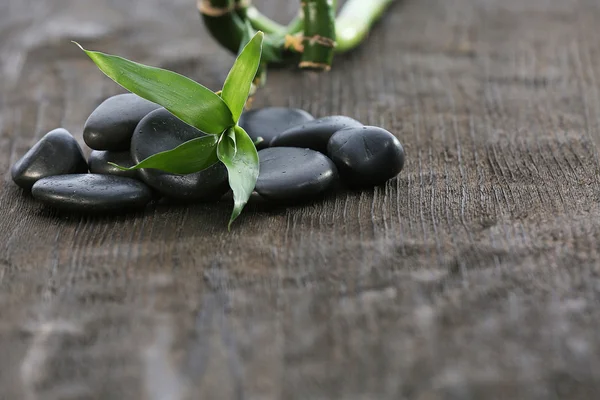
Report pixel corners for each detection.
[217,126,259,228]
[109,135,219,175]
[75,42,233,134]
[221,32,264,122]
[239,20,282,64]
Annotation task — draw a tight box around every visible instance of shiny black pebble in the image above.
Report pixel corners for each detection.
[11,128,88,190]
[270,115,363,153]
[88,150,139,179]
[256,147,338,201]
[239,107,314,149]
[131,108,229,201]
[327,126,405,187]
[84,93,160,151]
[31,174,153,213]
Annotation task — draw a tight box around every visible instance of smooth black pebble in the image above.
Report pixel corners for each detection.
[31,174,153,213]
[270,115,363,153]
[84,93,160,151]
[131,108,229,201]
[327,126,405,187]
[11,128,88,190]
[255,147,338,201]
[88,150,140,179]
[239,107,314,149]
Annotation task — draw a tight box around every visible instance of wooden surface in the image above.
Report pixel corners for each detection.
[2,0,600,398]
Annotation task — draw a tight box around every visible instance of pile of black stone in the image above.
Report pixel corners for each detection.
[10,94,405,215]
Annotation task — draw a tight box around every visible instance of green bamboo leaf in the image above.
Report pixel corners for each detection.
[109,135,219,175]
[238,19,282,65]
[217,126,259,229]
[74,42,233,135]
[221,32,264,122]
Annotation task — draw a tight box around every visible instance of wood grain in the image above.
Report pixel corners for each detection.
[2,0,600,398]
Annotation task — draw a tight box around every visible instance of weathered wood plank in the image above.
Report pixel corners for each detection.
[2,0,600,398]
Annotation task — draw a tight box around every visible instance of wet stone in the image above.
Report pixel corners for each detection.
[327,126,405,188]
[131,108,229,201]
[239,107,314,149]
[11,128,88,190]
[83,93,161,151]
[31,174,153,213]
[255,147,338,202]
[270,115,363,153]
[88,150,140,179]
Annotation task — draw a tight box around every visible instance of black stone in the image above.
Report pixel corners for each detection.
[31,174,153,213]
[255,147,338,201]
[327,126,405,187]
[131,108,229,201]
[83,93,160,151]
[11,128,88,190]
[270,115,363,153]
[88,150,139,179]
[239,107,314,149]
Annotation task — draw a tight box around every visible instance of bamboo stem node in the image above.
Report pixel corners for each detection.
[298,61,331,71]
[305,35,336,48]
[198,0,235,17]
[235,0,251,9]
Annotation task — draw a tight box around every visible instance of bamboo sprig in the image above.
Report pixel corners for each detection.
[78,32,266,228]
[200,0,396,74]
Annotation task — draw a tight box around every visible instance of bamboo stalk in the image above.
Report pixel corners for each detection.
[299,0,336,71]
[246,6,287,34]
[199,0,246,53]
[233,0,287,34]
[334,0,395,53]
[285,13,304,35]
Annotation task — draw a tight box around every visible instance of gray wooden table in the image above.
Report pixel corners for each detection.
[2,0,600,398]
